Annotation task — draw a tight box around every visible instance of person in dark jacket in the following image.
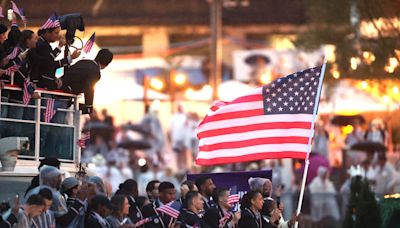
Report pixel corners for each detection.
[195,176,217,211]
[60,48,113,114]
[142,182,176,228]
[178,191,209,228]
[114,179,144,224]
[85,195,112,228]
[238,191,278,228]
[29,14,80,90]
[204,188,241,228]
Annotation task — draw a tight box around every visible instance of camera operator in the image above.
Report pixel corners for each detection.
[60,48,113,114]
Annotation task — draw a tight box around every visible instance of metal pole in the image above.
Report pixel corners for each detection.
[143,75,149,113]
[169,68,175,113]
[210,0,223,101]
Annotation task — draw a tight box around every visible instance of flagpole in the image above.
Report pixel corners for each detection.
[294,58,327,228]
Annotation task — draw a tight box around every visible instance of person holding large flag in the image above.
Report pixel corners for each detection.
[196,63,327,228]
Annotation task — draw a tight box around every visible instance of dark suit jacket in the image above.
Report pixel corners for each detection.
[127,195,144,224]
[178,209,210,228]
[238,208,272,228]
[204,205,232,228]
[142,201,173,228]
[62,59,101,107]
[85,211,111,228]
[29,37,69,90]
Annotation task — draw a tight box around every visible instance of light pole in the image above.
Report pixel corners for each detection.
[209,0,250,101]
[210,0,223,101]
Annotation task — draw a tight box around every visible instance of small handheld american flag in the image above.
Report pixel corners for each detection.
[41,13,60,30]
[134,215,158,227]
[82,33,95,54]
[7,47,20,60]
[11,1,26,23]
[5,64,21,76]
[156,201,182,219]
[218,212,232,228]
[77,130,90,148]
[23,80,35,105]
[44,98,57,123]
[227,186,240,206]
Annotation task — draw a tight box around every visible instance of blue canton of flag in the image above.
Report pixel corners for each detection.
[263,66,322,115]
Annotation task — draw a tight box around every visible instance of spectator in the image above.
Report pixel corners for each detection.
[308,166,340,225]
[374,153,396,197]
[0,195,19,228]
[170,104,188,170]
[141,103,165,164]
[24,157,60,196]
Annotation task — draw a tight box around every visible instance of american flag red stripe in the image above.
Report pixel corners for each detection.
[82,33,95,53]
[196,66,324,166]
[134,217,151,227]
[44,98,56,123]
[0,6,4,18]
[5,64,20,76]
[23,80,34,105]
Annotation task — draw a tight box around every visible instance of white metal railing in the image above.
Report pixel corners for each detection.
[0,84,81,163]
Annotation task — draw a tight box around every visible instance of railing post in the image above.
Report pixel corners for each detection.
[34,93,41,162]
[73,97,81,163]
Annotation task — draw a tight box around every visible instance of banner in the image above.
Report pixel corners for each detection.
[187,169,272,192]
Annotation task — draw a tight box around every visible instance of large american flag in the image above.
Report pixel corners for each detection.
[23,80,35,105]
[196,65,324,166]
[82,33,95,54]
[44,98,57,123]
